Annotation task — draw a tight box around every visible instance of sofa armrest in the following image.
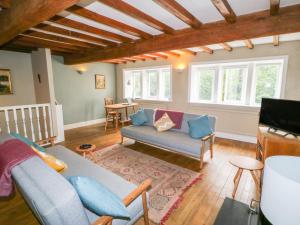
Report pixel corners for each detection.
[201,133,215,142]
[93,178,152,225]
[36,136,56,147]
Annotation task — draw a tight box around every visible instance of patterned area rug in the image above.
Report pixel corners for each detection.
[88,142,202,224]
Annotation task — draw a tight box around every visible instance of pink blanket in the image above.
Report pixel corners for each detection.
[155,109,184,129]
[0,139,37,197]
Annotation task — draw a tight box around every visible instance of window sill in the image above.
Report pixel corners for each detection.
[189,102,260,113]
[134,99,172,104]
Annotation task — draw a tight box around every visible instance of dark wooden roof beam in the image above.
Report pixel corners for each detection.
[244,39,254,49]
[153,0,202,28]
[0,0,10,9]
[220,42,232,51]
[66,5,152,39]
[98,0,175,34]
[211,0,236,23]
[270,0,280,15]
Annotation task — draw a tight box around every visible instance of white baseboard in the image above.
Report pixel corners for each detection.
[216,131,257,144]
[64,118,106,130]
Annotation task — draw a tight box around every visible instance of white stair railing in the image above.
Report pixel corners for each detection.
[0,103,54,142]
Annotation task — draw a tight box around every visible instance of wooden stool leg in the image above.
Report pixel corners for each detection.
[250,170,261,197]
[232,168,243,198]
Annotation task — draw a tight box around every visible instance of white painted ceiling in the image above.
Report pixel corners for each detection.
[53,0,300,50]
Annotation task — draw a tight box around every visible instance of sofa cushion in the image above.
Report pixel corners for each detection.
[12,157,90,225]
[0,132,14,144]
[154,113,175,132]
[129,109,148,126]
[46,145,146,225]
[68,176,130,219]
[143,108,155,126]
[121,126,209,157]
[178,113,216,134]
[188,115,213,139]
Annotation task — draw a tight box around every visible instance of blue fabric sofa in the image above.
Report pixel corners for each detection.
[0,133,150,225]
[121,109,216,169]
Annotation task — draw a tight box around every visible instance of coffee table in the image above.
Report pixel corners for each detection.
[230,156,264,198]
[75,144,97,162]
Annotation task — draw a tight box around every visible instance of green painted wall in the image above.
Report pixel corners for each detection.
[52,56,116,125]
[0,50,36,106]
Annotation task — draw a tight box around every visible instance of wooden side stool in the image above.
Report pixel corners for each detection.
[75,144,97,162]
[229,156,264,198]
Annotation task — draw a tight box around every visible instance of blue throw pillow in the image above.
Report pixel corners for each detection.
[129,109,148,126]
[187,115,213,139]
[68,176,130,220]
[10,132,46,152]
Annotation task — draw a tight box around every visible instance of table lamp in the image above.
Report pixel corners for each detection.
[261,156,300,225]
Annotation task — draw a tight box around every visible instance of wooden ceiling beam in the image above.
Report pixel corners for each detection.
[66,5,152,39]
[270,0,280,16]
[148,53,168,59]
[153,0,202,28]
[244,39,254,49]
[98,0,175,34]
[64,4,300,64]
[211,0,236,23]
[0,0,11,9]
[164,51,180,57]
[16,36,82,52]
[0,0,80,45]
[49,15,132,43]
[23,30,101,49]
[273,35,279,46]
[220,43,232,51]
[179,49,197,56]
[138,55,157,60]
[199,46,214,54]
[13,39,78,54]
[1,44,37,53]
[124,56,145,62]
[35,23,117,47]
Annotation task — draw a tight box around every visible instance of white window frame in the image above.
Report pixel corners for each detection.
[188,56,288,109]
[123,65,172,101]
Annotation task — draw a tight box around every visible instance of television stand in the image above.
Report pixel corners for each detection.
[257,126,300,162]
[267,127,299,138]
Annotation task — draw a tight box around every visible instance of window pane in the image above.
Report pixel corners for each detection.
[147,70,159,98]
[132,72,142,98]
[254,64,281,104]
[197,68,215,101]
[223,67,247,104]
[161,69,171,100]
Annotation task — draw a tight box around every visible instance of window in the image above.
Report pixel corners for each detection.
[189,57,287,106]
[123,66,171,101]
[190,66,216,103]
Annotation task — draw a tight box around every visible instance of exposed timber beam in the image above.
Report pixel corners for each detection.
[0,0,10,9]
[0,0,80,45]
[270,0,280,15]
[220,43,232,51]
[199,46,213,54]
[49,15,132,43]
[98,0,175,34]
[35,23,117,47]
[24,30,100,49]
[164,51,180,57]
[66,5,152,39]
[179,49,197,55]
[138,55,157,60]
[153,0,202,28]
[211,0,236,23]
[273,35,279,46]
[244,39,254,49]
[64,5,300,64]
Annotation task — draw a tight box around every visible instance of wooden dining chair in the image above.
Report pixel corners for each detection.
[104,97,121,131]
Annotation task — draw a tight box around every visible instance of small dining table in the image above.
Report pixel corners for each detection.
[105,102,138,128]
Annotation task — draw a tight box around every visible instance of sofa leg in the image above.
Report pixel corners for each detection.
[200,141,205,170]
[120,135,124,144]
[210,135,214,159]
[142,191,149,225]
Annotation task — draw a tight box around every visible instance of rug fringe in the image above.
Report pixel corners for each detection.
[159,174,203,225]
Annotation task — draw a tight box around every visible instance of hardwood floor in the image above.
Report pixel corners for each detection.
[0,124,257,225]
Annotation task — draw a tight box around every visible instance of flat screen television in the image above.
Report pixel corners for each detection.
[259,98,300,135]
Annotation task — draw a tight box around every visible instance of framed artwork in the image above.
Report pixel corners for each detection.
[0,69,13,95]
[95,74,105,89]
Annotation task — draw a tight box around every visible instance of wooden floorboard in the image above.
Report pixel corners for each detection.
[0,124,257,225]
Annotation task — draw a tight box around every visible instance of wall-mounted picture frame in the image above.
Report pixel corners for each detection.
[0,69,13,95]
[95,74,105,89]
